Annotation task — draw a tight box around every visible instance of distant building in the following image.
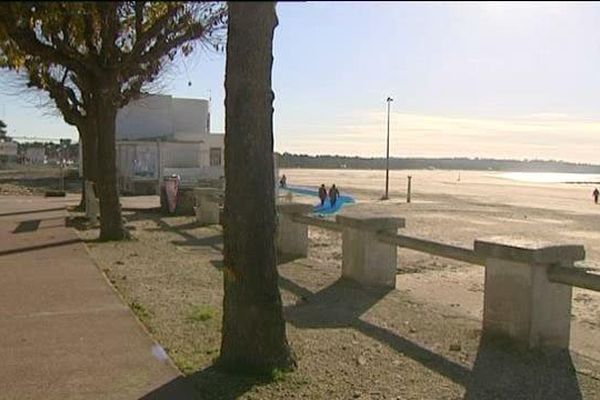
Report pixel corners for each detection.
[25,146,45,164]
[112,94,224,195]
[0,140,17,165]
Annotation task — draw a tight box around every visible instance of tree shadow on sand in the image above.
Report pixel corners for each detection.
[139,365,275,400]
[280,276,471,386]
[139,241,582,399]
[121,209,224,252]
[280,274,583,399]
[464,336,581,400]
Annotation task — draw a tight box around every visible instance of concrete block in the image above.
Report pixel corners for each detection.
[475,236,583,349]
[336,211,404,288]
[475,236,585,264]
[84,180,99,223]
[176,188,196,216]
[193,188,222,225]
[276,202,313,257]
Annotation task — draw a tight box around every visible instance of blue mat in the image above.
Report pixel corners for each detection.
[283,185,355,215]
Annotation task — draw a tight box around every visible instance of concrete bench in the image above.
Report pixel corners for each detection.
[336,211,404,288]
[276,203,314,258]
[475,237,585,349]
[276,203,404,288]
[276,202,592,351]
[193,188,223,225]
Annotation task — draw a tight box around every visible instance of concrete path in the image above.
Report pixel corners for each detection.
[0,196,181,400]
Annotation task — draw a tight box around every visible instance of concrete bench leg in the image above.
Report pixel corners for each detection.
[276,203,313,258]
[336,213,404,288]
[475,238,585,349]
[195,201,220,225]
[193,188,222,225]
[84,180,99,222]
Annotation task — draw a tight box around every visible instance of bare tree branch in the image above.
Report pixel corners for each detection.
[124,3,183,67]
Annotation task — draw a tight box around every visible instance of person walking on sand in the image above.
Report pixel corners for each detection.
[593,188,599,204]
[318,184,327,206]
[279,174,287,188]
[329,184,340,207]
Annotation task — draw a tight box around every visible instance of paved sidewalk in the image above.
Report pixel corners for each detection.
[0,196,181,400]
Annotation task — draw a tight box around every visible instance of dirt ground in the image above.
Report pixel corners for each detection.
[0,165,81,195]
[77,211,600,399]
[72,168,600,399]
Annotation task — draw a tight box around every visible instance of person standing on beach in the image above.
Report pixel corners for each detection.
[318,184,327,206]
[329,184,340,207]
[593,188,599,204]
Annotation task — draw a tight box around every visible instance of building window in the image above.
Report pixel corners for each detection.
[210,147,222,166]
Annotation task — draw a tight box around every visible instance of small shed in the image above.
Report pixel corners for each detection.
[116,139,224,195]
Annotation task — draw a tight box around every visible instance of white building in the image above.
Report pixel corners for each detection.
[114,94,224,195]
[116,94,212,141]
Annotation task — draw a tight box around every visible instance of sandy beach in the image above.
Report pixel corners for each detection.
[281,168,600,359]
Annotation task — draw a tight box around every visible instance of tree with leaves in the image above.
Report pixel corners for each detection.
[0,119,6,138]
[21,64,99,209]
[219,1,296,373]
[0,2,226,240]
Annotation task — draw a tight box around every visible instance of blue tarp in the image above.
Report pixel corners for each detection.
[283,185,355,215]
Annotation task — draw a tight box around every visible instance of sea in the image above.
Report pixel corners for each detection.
[498,172,600,184]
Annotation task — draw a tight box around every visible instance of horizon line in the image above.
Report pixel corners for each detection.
[275,152,600,167]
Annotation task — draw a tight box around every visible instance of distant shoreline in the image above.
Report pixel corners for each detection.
[275,153,600,174]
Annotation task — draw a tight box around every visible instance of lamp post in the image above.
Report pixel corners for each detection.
[383,96,393,200]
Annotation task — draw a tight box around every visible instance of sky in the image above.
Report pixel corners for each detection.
[2,1,600,163]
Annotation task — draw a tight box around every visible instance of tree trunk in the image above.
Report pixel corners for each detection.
[95,96,125,241]
[218,2,295,374]
[82,127,99,183]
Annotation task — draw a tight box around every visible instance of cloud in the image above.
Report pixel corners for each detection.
[275,111,600,163]
[519,113,572,121]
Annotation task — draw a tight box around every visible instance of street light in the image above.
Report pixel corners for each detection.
[383,96,393,200]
